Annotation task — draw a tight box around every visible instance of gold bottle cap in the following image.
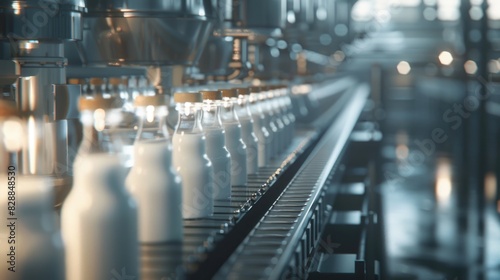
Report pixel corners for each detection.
[78,96,122,111]
[0,100,18,117]
[134,94,169,107]
[108,77,122,86]
[173,92,202,103]
[234,87,250,96]
[219,88,238,98]
[200,90,222,100]
[67,78,83,85]
[89,78,104,86]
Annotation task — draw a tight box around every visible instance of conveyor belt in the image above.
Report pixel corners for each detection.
[138,79,365,280]
[139,128,318,280]
[214,84,369,280]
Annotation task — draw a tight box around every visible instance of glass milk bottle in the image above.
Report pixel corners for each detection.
[249,86,272,166]
[107,77,137,169]
[268,86,288,153]
[126,94,183,242]
[200,90,232,201]
[220,89,247,188]
[61,96,139,280]
[172,92,214,219]
[281,85,296,145]
[235,87,259,175]
[0,101,64,280]
[261,86,283,158]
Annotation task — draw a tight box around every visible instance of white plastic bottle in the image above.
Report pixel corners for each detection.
[235,87,259,174]
[172,92,214,219]
[200,90,232,201]
[249,86,273,166]
[61,96,139,280]
[220,89,247,187]
[126,94,183,243]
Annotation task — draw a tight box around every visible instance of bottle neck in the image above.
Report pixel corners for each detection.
[136,105,170,142]
[236,96,252,120]
[249,93,264,115]
[201,100,223,130]
[221,98,239,124]
[78,109,122,155]
[175,102,203,134]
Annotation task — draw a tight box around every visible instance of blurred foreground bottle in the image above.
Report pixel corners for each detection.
[61,96,139,280]
[0,101,64,280]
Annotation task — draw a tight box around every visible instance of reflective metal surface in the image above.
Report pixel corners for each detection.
[198,36,234,76]
[0,0,85,41]
[80,17,213,66]
[221,0,286,31]
[78,0,217,66]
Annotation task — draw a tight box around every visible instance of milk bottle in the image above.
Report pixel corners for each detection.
[235,87,259,174]
[172,92,214,219]
[126,94,183,242]
[261,86,283,158]
[249,86,273,165]
[61,96,139,280]
[220,89,247,188]
[0,101,65,280]
[200,90,232,201]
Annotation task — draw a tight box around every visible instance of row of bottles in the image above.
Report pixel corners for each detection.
[0,83,296,280]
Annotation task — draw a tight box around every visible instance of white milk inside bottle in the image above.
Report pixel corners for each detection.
[61,96,139,280]
[172,92,214,219]
[273,85,292,148]
[267,86,287,154]
[126,94,183,243]
[220,88,247,187]
[235,87,259,175]
[200,90,232,201]
[260,87,280,159]
[249,86,272,166]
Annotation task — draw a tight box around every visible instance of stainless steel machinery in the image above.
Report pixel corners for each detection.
[0,0,86,203]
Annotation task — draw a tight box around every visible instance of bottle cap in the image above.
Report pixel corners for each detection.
[200,90,222,100]
[219,88,238,98]
[173,92,202,103]
[235,87,250,96]
[89,78,104,86]
[78,96,122,111]
[67,78,83,85]
[0,100,18,117]
[134,94,169,107]
[108,77,122,86]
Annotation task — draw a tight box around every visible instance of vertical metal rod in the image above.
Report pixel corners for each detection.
[475,1,489,279]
